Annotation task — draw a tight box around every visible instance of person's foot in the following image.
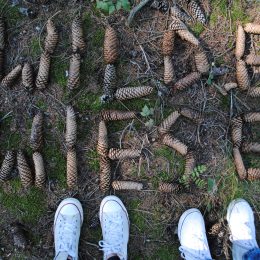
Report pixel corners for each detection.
[99,195,129,260]
[178,208,212,260]
[227,198,258,259]
[54,198,83,260]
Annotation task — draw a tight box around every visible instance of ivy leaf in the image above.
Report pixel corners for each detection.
[116,0,122,10]
[108,4,116,14]
[145,118,154,129]
[141,105,151,117]
[121,0,130,10]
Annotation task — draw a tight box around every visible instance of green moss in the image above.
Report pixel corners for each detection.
[29,37,41,59]
[220,95,229,110]
[35,99,48,110]
[191,22,205,37]
[128,200,147,232]
[0,1,23,27]
[77,92,103,112]
[86,149,99,171]
[151,245,180,259]
[51,57,68,88]
[82,12,92,31]
[92,28,105,47]
[230,0,248,24]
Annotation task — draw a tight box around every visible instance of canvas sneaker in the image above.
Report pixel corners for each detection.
[99,195,129,260]
[54,198,83,260]
[178,208,212,260]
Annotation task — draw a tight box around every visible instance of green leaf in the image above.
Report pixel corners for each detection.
[145,118,154,129]
[206,73,214,85]
[121,0,130,10]
[108,4,116,14]
[141,105,150,117]
[116,0,122,10]
[207,178,216,193]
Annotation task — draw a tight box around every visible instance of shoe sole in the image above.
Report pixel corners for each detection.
[226,198,249,224]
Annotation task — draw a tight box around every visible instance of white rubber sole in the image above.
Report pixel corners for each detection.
[226,198,250,223]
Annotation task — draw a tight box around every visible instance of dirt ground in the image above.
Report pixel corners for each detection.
[0,0,260,259]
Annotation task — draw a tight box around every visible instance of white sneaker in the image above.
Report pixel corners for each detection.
[227,199,258,259]
[54,198,83,260]
[99,195,129,260]
[178,208,212,260]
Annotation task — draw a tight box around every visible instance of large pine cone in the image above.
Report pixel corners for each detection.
[158,182,182,193]
[164,56,175,85]
[33,152,46,189]
[0,50,4,81]
[177,30,199,46]
[97,121,108,157]
[162,133,188,156]
[67,148,77,189]
[72,15,86,54]
[101,110,137,121]
[247,168,260,181]
[231,116,243,148]
[243,112,260,123]
[188,0,206,25]
[244,23,260,34]
[115,86,153,101]
[236,60,250,91]
[30,111,44,151]
[103,64,116,101]
[162,30,175,56]
[1,64,22,88]
[242,142,260,153]
[0,151,15,181]
[67,53,81,90]
[174,72,201,90]
[108,148,141,160]
[44,19,58,54]
[235,25,245,60]
[184,151,196,176]
[104,26,119,64]
[170,5,192,24]
[17,151,33,188]
[194,50,209,74]
[180,107,204,123]
[99,156,111,192]
[170,17,187,31]
[245,54,260,65]
[223,82,237,92]
[233,148,247,180]
[248,87,260,98]
[158,110,180,134]
[0,16,5,50]
[36,51,50,89]
[22,63,34,92]
[112,180,143,191]
[65,106,77,148]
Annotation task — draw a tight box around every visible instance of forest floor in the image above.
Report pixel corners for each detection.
[0,0,259,259]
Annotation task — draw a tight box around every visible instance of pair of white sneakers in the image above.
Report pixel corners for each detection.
[54,197,258,260]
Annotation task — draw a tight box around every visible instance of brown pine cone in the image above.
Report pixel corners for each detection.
[233,148,247,180]
[247,168,260,181]
[101,110,137,121]
[177,30,199,46]
[170,17,187,31]
[36,51,50,89]
[242,142,260,153]
[162,133,188,156]
[104,26,119,64]
[1,64,22,88]
[174,72,201,90]
[44,19,58,54]
[164,56,175,85]
[162,30,175,56]
[0,50,4,81]
[158,182,182,193]
[108,148,141,160]
[72,15,86,54]
[158,111,180,135]
[248,87,260,98]
[244,23,260,34]
[188,0,206,25]
[17,151,33,188]
[0,16,5,50]
[180,107,204,123]
[115,86,154,101]
[223,82,237,92]
[243,112,260,123]
[97,121,108,157]
[236,60,250,91]
[67,53,81,90]
[231,116,243,148]
[170,5,192,24]
[102,64,116,101]
[67,148,77,189]
[65,106,77,149]
[112,180,143,191]
[0,151,15,181]
[194,50,209,74]
[184,151,196,176]
[235,25,245,60]
[22,63,34,92]
[245,54,260,65]
[30,111,44,151]
[99,156,111,192]
[33,152,46,189]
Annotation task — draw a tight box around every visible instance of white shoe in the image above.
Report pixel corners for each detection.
[227,199,258,259]
[99,195,129,260]
[54,198,83,260]
[178,208,212,260]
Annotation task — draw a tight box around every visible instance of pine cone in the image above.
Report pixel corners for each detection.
[245,54,260,65]
[33,152,45,189]
[0,16,5,50]
[44,19,58,54]
[158,182,182,193]
[236,60,250,91]
[247,168,260,181]
[65,106,77,148]
[244,23,260,34]
[242,142,260,153]
[184,151,196,176]
[235,24,245,60]
[22,63,34,92]
[36,51,50,89]
[103,64,116,100]
[1,64,22,88]
[243,112,260,123]
[101,110,137,121]
[108,148,141,160]
[177,30,200,46]
[170,5,192,24]
[231,116,242,148]
[162,133,188,156]
[150,0,169,12]
[248,87,260,97]
[67,53,81,90]
[0,151,15,181]
[30,111,44,151]
[188,0,206,25]
[180,107,204,123]
[233,148,247,180]
[162,30,175,56]
[174,72,201,90]
[99,156,111,192]
[115,86,154,101]
[97,121,108,157]
[0,50,4,81]
[72,15,86,54]
[164,56,175,85]
[67,148,77,189]
[104,26,119,64]
[223,82,237,92]
[158,111,180,134]
[194,50,209,74]
[17,151,33,188]
[170,17,187,31]
[112,180,143,191]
